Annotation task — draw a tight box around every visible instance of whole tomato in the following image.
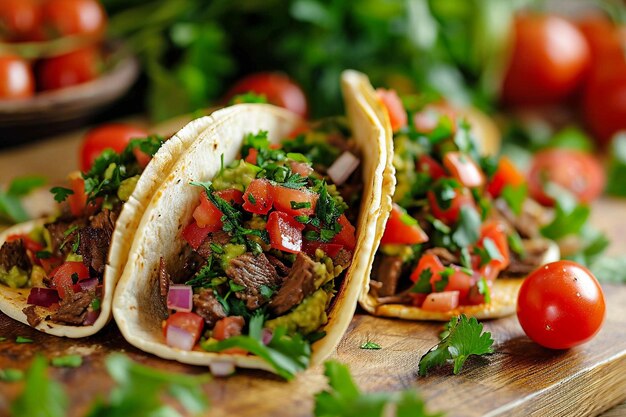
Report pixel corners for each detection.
[37,47,100,91]
[0,0,42,42]
[41,0,107,39]
[80,124,149,171]
[0,56,35,99]
[527,148,605,206]
[517,261,605,349]
[224,72,308,118]
[502,14,590,106]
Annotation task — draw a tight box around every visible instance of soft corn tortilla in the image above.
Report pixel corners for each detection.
[113,74,389,372]
[0,117,213,337]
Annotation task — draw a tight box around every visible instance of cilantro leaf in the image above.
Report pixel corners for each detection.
[412,268,433,294]
[451,205,481,248]
[418,315,494,376]
[477,277,491,304]
[501,183,527,216]
[50,186,74,203]
[434,268,453,292]
[11,356,68,417]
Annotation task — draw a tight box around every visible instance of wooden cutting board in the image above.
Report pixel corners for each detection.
[0,283,624,417]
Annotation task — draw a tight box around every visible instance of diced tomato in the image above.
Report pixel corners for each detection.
[67,175,87,217]
[182,222,212,250]
[271,185,318,216]
[269,143,282,150]
[376,88,407,132]
[213,316,245,341]
[427,186,474,224]
[50,261,90,299]
[467,279,492,305]
[267,211,305,253]
[132,147,152,169]
[40,256,63,274]
[381,203,428,245]
[193,192,224,230]
[443,152,485,188]
[302,241,343,258]
[331,214,356,251]
[242,179,273,214]
[486,156,525,198]
[245,148,258,165]
[476,221,510,278]
[215,189,244,205]
[409,253,445,283]
[289,161,314,177]
[421,291,460,312]
[444,268,473,303]
[417,155,446,180]
[163,311,204,351]
[6,234,44,253]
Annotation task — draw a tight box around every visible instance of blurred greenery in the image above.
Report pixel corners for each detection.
[102,0,533,121]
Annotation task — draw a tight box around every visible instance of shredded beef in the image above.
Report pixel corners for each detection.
[371,255,403,297]
[504,238,552,277]
[45,219,84,257]
[425,247,459,266]
[267,255,290,277]
[22,305,42,327]
[269,252,317,315]
[193,288,227,327]
[158,257,171,297]
[51,291,94,325]
[0,239,31,273]
[333,248,352,270]
[226,252,282,310]
[196,231,231,258]
[494,199,546,239]
[78,209,118,275]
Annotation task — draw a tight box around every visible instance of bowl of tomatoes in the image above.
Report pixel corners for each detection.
[0,0,139,145]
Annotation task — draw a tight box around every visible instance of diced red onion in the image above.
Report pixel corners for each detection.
[79,278,99,292]
[327,151,360,185]
[262,328,273,345]
[165,325,196,351]
[209,360,235,377]
[83,309,100,326]
[27,287,60,307]
[167,285,193,312]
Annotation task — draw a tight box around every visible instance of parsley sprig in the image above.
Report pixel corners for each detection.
[418,315,494,376]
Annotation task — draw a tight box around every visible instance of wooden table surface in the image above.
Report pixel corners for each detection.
[0,126,625,417]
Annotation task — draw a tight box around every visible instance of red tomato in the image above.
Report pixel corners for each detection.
[380,203,428,245]
[0,56,34,99]
[302,241,343,258]
[517,261,605,349]
[0,0,41,42]
[476,222,510,278]
[527,149,605,206]
[421,291,460,312]
[466,278,492,305]
[67,175,87,217]
[193,192,224,230]
[376,88,407,132]
[42,0,107,38]
[409,253,445,283]
[213,316,245,341]
[577,16,626,80]
[225,72,308,118]
[486,156,525,197]
[417,155,446,180]
[444,268,472,303]
[582,66,626,146]
[443,152,485,188]
[242,179,273,215]
[215,189,244,206]
[502,14,590,105]
[50,261,90,299]
[6,234,44,253]
[80,124,149,172]
[37,47,100,91]
[331,214,356,251]
[245,148,258,165]
[427,186,474,224]
[289,161,314,177]
[271,185,318,216]
[267,211,304,254]
[163,311,204,350]
[182,222,212,250]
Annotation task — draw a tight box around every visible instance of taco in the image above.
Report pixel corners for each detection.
[112,71,390,377]
[360,88,559,321]
[0,118,213,337]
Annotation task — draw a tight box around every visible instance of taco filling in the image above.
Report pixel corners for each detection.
[155,121,362,355]
[0,136,164,327]
[370,90,554,313]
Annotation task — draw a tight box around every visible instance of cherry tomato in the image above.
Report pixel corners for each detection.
[267,211,305,254]
[443,152,485,188]
[376,88,407,132]
[381,203,428,245]
[225,72,308,118]
[37,47,100,91]
[242,179,273,215]
[427,184,474,225]
[193,192,224,230]
[502,14,590,105]
[271,184,318,217]
[0,0,41,42]
[582,65,626,145]
[421,291,460,312]
[330,214,356,251]
[486,156,525,198]
[527,149,605,206]
[0,56,34,99]
[577,15,626,81]
[80,124,149,172]
[517,261,605,349]
[42,0,107,38]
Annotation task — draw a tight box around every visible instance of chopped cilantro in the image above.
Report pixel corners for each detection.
[210,243,224,254]
[295,215,310,223]
[477,277,491,304]
[11,356,66,417]
[433,178,460,210]
[91,298,101,311]
[36,250,52,259]
[259,285,274,299]
[50,186,73,203]
[16,336,33,344]
[540,184,590,240]
[460,247,472,270]
[418,315,494,376]
[290,201,312,210]
[501,183,527,216]
[359,341,382,350]
[0,368,24,382]
[228,281,245,292]
[434,268,453,292]
[51,355,83,368]
[229,92,268,105]
[507,231,525,258]
[451,205,481,248]
[247,193,256,205]
[71,273,79,285]
[412,268,433,294]
[429,216,451,234]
